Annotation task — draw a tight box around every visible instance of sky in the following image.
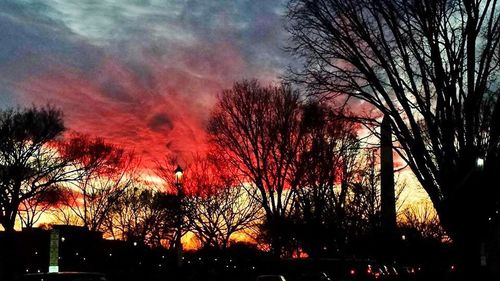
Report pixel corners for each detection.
[0,1,432,234]
[0,0,290,168]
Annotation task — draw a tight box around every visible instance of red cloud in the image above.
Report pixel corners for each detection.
[13,51,241,169]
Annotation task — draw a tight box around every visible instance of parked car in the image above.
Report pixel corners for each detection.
[256,275,287,281]
[298,271,332,281]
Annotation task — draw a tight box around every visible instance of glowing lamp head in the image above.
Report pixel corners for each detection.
[476,157,484,169]
[174,165,183,184]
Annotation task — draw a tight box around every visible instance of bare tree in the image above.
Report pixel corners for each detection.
[348,149,408,235]
[186,157,262,249]
[52,202,80,226]
[208,80,305,256]
[348,150,381,233]
[400,201,448,241]
[57,136,135,232]
[0,106,79,232]
[18,186,64,229]
[287,0,500,275]
[106,185,177,247]
[289,102,360,257]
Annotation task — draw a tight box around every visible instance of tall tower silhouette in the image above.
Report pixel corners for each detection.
[380,115,397,245]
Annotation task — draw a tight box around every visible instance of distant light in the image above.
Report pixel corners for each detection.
[133,242,138,246]
[214,258,218,262]
[162,255,165,259]
[109,253,112,257]
[159,264,162,267]
[198,257,202,261]
[350,269,356,275]
[34,251,38,255]
[75,252,79,256]
[450,265,456,271]
[252,266,256,270]
[477,158,485,169]
[37,269,41,273]
[26,269,29,273]
[233,265,237,269]
[323,246,327,251]
[83,257,86,261]
[489,217,492,221]
[401,235,406,241]
[174,165,183,184]
[61,237,65,242]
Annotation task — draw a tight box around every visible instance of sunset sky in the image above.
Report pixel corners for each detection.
[0,0,428,206]
[0,0,290,168]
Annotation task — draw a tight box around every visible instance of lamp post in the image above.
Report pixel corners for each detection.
[174,165,183,268]
[475,157,487,269]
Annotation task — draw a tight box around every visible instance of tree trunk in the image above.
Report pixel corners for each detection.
[271,231,283,258]
[267,214,283,258]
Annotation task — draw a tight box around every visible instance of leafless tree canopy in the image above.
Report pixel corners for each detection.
[106,186,178,247]
[0,106,77,232]
[208,80,305,255]
[56,136,136,232]
[287,0,500,251]
[186,157,262,249]
[288,102,360,255]
[18,186,64,229]
[400,201,447,241]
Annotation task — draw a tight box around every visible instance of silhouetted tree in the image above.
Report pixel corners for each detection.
[0,106,83,281]
[106,186,177,247]
[289,102,360,257]
[0,106,74,232]
[57,136,135,232]
[400,200,447,241]
[348,149,408,236]
[186,157,262,249]
[208,80,305,256]
[18,185,64,229]
[287,0,500,276]
[348,150,381,235]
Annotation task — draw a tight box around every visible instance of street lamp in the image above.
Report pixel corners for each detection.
[174,165,184,268]
[174,165,183,186]
[476,157,485,170]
